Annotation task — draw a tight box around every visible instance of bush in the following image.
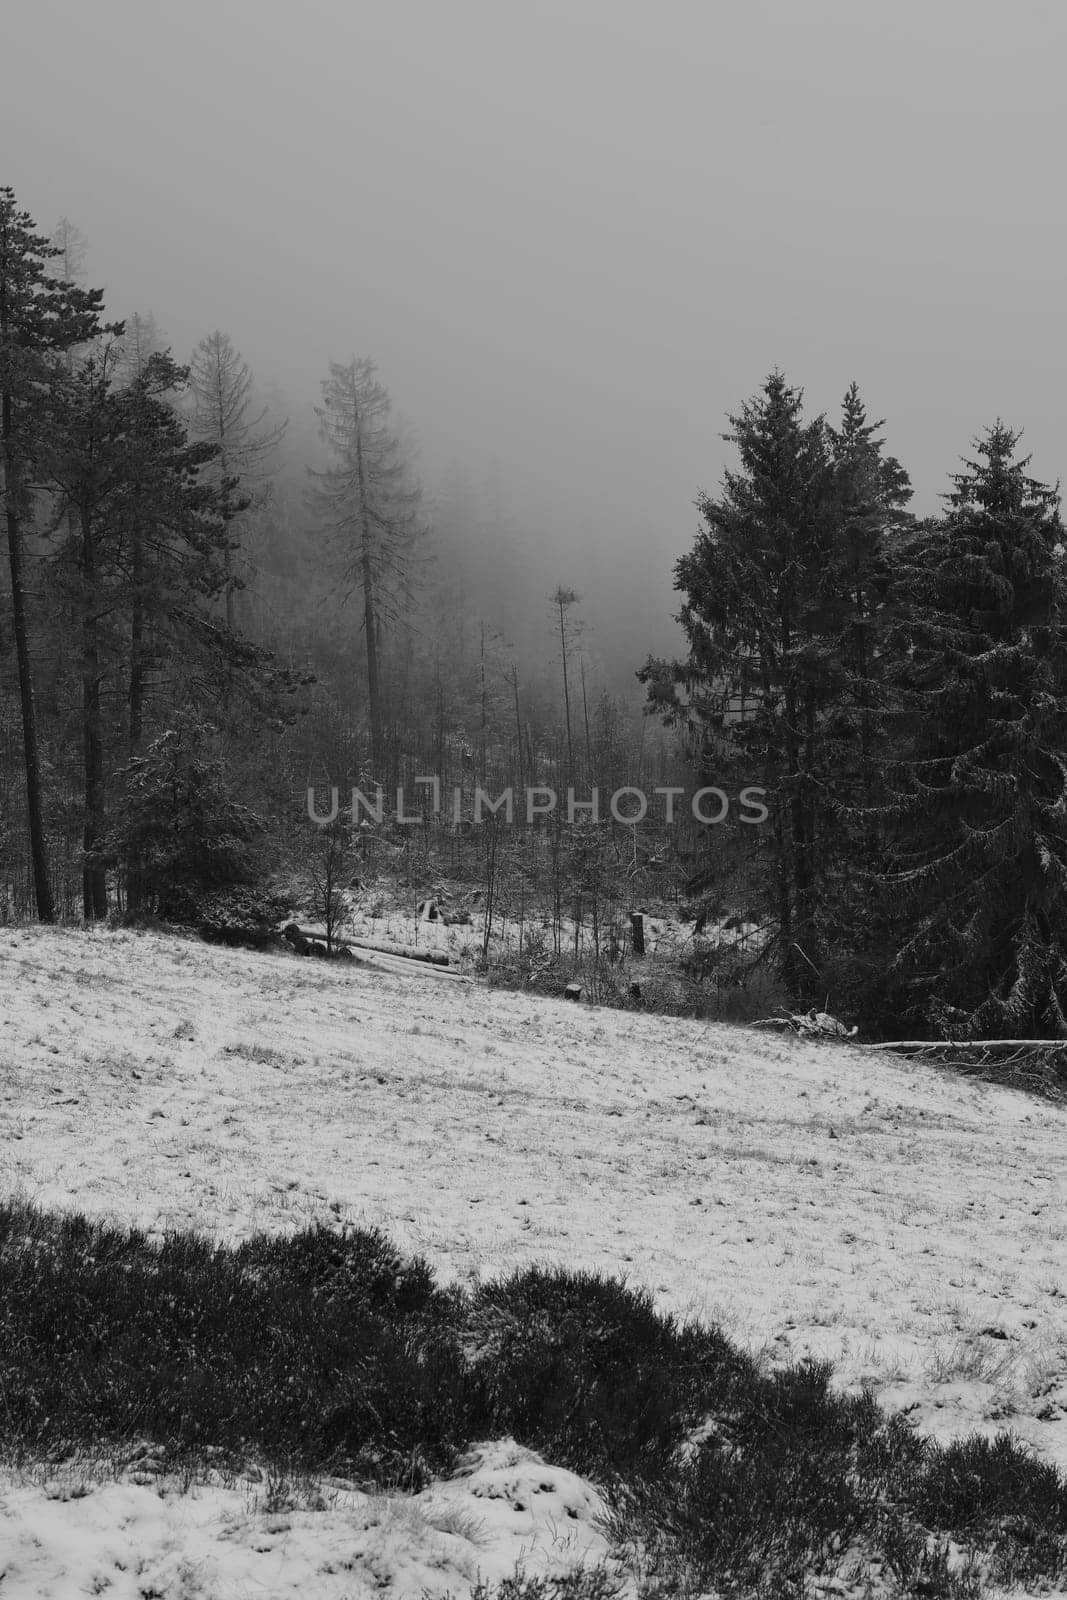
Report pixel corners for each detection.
[191,884,292,947]
[467,1265,755,1485]
[0,1206,472,1488]
[915,1431,1067,1532]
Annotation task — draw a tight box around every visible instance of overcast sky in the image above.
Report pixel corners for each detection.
[5,0,1066,678]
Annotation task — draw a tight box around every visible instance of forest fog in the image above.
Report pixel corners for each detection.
[6,0,1067,1044]
[6,0,1066,696]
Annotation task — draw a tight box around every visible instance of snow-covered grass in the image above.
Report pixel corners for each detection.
[1,923,1065,1598]
[0,1438,622,1600]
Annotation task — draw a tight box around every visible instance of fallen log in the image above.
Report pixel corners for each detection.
[282,923,469,982]
[351,946,472,984]
[867,1039,1067,1050]
[859,1038,1065,1103]
[290,923,451,967]
[349,937,452,968]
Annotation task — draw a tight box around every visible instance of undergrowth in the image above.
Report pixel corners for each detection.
[485,948,787,1025]
[0,1201,1063,1599]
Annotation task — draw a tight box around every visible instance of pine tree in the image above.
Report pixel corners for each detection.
[0,187,115,919]
[111,352,234,748]
[883,424,1067,1036]
[41,348,232,916]
[309,358,423,777]
[550,585,580,787]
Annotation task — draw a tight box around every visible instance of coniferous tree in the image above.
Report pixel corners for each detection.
[881,425,1067,1037]
[99,716,264,921]
[309,357,424,777]
[0,187,115,919]
[550,585,580,788]
[187,330,286,631]
[641,374,839,994]
[812,387,914,1003]
[42,348,234,915]
[45,343,123,919]
[642,374,913,1004]
[49,218,89,290]
[108,313,171,758]
[825,384,913,822]
[110,352,235,746]
[113,310,168,387]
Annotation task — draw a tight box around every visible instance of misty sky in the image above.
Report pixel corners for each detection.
[5,0,1066,681]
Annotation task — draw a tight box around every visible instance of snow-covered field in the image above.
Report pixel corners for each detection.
[1,924,1064,1598]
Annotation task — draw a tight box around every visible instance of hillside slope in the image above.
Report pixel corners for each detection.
[2,924,1063,1473]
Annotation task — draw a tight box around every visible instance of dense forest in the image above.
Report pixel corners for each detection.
[4,184,1067,1044]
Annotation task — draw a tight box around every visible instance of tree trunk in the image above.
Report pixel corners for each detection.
[511,667,524,795]
[125,526,146,915]
[1,408,55,922]
[128,526,145,754]
[355,427,382,771]
[797,679,819,964]
[853,583,880,869]
[780,580,816,993]
[580,654,592,776]
[479,621,488,786]
[80,503,107,921]
[217,383,236,632]
[773,792,795,993]
[558,598,573,782]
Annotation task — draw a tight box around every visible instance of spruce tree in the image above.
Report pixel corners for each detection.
[883,425,1067,1036]
[642,373,839,994]
[815,387,914,1008]
[825,384,912,825]
[642,374,913,1005]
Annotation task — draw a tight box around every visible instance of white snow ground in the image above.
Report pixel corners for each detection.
[0,1439,621,1600]
[0,924,1064,1598]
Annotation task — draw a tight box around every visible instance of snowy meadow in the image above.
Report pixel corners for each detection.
[0,925,1064,1599]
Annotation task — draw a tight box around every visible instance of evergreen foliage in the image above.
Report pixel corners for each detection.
[96,717,264,920]
[880,425,1067,1036]
[308,356,425,775]
[0,186,117,919]
[642,374,912,1002]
